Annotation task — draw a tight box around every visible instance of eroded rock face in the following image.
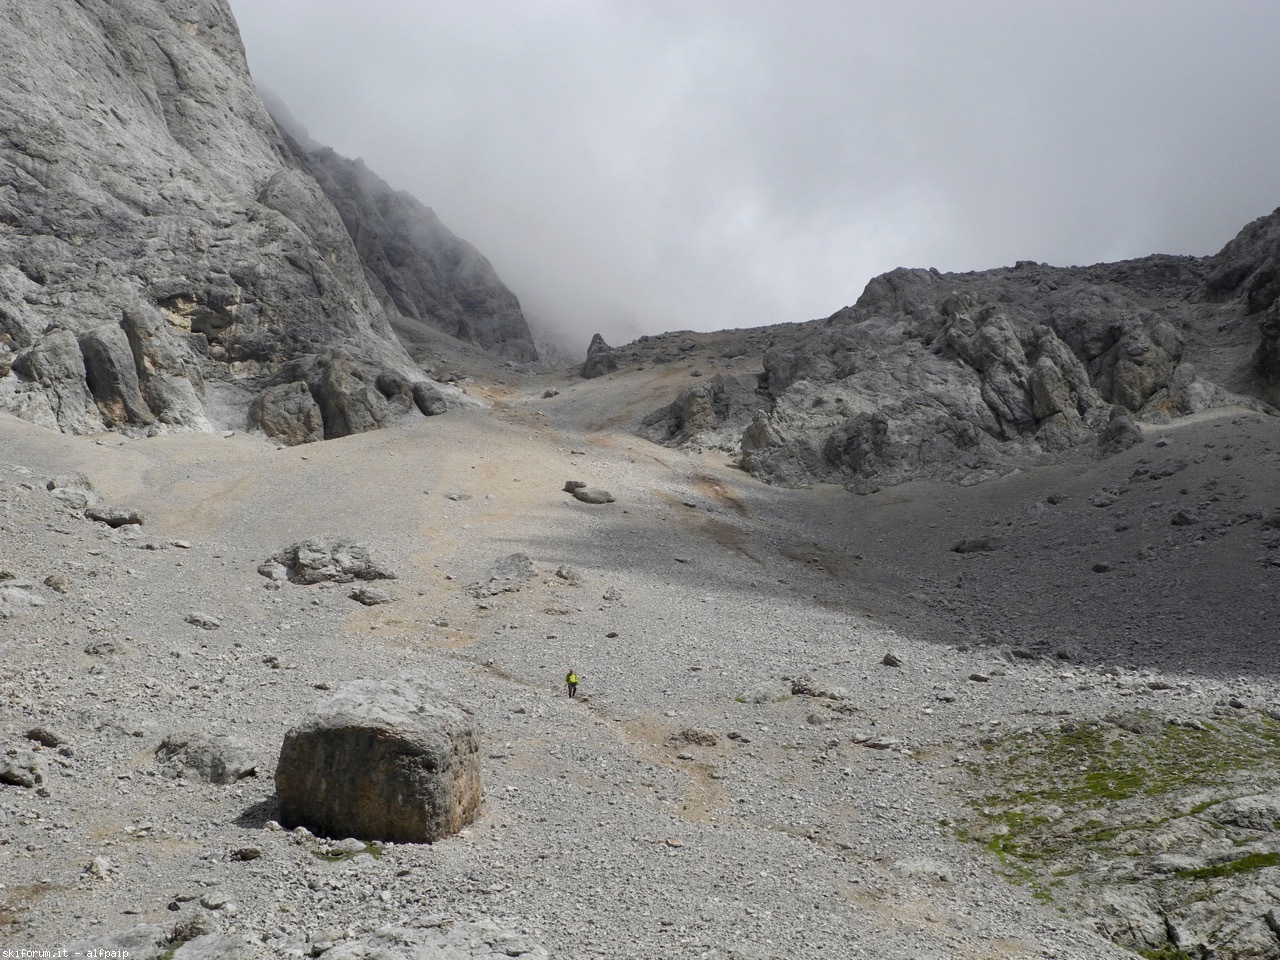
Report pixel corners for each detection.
[0,0,504,442]
[275,675,482,843]
[296,146,538,364]
[640,374,767,448]
[648,245,1275,492]
[1205,206,1280,403]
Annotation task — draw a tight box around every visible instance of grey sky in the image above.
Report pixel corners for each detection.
[232,1,1280,346]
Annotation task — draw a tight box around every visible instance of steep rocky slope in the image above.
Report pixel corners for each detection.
[0,0,533,447]
[296,145,537,365]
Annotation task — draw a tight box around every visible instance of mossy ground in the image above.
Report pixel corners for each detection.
[957,710,1280,950]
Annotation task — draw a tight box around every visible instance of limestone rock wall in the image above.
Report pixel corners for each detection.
[296,146,538,364]
[0,0,526,442]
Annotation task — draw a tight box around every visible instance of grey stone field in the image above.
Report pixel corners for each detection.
[2,2,1280,959]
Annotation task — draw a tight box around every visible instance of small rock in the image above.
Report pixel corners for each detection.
[891,858,954,882]
[46,474,98,510]
[84,638,130,656]
[951,536,1006,554]
[571,487,615,504]
[738,681,789,704]
[790,676,848,700]
[864,737,902,750]
[155,732,257,784]
[25,727,64,748]
[263,538,397,585]
[881,652,903,668]
[554,565,582,585]
[469,553,536,597]
[350,586,393,606]
[0,581,45,618]
[677,728,719,747]
[0,752,46,787]
[85,505,144,527]
[85,855,114,878]
[185,611,221,630]
[328,837,368,856]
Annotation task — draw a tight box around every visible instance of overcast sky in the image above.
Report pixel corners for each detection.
[232,1,1280,347]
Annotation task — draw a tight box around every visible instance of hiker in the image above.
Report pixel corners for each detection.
[565,668,579,698]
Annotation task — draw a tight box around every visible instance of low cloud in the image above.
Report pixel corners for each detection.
[235,1,1280,347]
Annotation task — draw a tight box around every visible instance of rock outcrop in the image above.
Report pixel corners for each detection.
[275,675,482,843]
[965,710,1280,960]
[0,0,528,444]
[641,234,1278,491]
[581,333,619,379]
[640,373,768,448]
[1204,206,1280,404]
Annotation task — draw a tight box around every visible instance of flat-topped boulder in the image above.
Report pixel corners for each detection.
[275,675,482,843]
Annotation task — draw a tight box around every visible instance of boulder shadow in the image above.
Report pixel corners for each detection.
[236,796,280,829]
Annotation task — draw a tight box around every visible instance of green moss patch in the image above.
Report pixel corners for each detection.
[960,710,1280,877]
[1173,851,1280,882]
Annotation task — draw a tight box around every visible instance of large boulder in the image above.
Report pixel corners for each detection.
[248,381,325,444]
[8,329,100,434]
[78,324,156,429]
[259,538,396,585]
[275,675,482,843]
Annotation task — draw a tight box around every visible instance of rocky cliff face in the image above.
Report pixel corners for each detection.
[296,145,537,364]
[642,222,1279,491]
[0,0,531,444]
[1204,207,1280,404]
